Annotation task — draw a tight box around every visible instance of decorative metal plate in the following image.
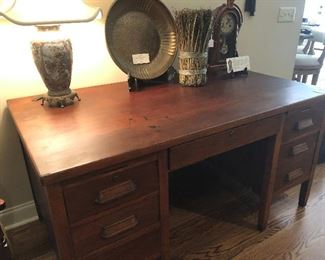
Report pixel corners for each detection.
[105,0,177,80]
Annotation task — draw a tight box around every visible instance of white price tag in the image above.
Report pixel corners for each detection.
[208,39,214,48]
[132,53,150,65]
[226,56,250,73]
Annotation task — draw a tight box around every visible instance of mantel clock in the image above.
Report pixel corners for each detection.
[208,0,243,75]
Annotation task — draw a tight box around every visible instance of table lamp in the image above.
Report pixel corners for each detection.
[0,0,101,107]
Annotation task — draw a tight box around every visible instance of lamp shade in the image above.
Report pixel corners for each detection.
[0,0,100,25]
[0,0,101,107]
[0,0,14,13]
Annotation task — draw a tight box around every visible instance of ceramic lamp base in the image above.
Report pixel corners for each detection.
[38,91,80,108]
[32,25,77,108]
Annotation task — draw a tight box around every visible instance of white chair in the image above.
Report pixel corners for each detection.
[293,28,325,85]
[297,39,312,54]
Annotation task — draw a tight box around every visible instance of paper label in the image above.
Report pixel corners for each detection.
[226,56,250,73]
[208,39,214,48]
[132,53,150,65]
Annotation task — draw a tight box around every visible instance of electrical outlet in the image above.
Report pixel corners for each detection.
[278,7,296,23]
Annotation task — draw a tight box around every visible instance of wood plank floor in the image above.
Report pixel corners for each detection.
[170,162,325,260]
[6,163,325,259]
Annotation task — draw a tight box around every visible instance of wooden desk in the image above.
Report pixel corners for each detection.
[7,72,325,259]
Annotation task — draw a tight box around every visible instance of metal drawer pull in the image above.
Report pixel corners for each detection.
[101,215,138,239]
[286,168,304,182]
[300,107,312,113]
[297,118,314,131]
[291,142,309,156]
[95,180,136,204]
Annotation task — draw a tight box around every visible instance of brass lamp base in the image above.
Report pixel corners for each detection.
[38,91,81,108]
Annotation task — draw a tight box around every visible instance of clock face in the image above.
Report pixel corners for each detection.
[220,13,236,35]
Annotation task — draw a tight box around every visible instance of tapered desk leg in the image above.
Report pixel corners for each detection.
[300,117,325,207]
[299,180,311,207]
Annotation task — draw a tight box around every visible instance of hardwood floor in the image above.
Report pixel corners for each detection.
[170,162,325,260]
[6,163,325,259]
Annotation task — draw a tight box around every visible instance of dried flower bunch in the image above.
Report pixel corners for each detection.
[175,9,213,86]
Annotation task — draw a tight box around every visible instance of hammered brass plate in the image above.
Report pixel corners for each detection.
[105,0,177,79]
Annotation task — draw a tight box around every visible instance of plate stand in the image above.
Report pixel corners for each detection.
[229,67,249,78]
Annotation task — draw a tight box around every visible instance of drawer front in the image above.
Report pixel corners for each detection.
[81,230,161,260]
[72,194,159,257]
[64,161,159,223]
[278,133,318,167]
[169,115,282,171]
[274,148,315,191]
[283,103,323,142]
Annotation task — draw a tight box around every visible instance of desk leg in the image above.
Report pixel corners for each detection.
[45,184,75,260]
[299,180,311,207]
[299,131,325,207]
[299,142,320,207]
[258,118,284,231]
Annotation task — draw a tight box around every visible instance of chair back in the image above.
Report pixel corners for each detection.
[311,28,325,44]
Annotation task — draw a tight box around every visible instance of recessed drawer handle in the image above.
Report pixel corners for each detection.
[291,142,309,156]
[286,168,304,182]
[101,215,138,239]
[296,118,314,131]
[95,180,136,205]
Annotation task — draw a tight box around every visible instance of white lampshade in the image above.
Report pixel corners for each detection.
[0,0,101,26]
[0,0,14,13]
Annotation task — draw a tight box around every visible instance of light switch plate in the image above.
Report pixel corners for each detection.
[278,7,296,23]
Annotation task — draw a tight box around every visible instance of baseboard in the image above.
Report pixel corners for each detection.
[0,200,38,230]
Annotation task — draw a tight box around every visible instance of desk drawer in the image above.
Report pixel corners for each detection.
[169,115,282,171]
[72,194,159,257]
[274,144,315,192]
[282,103,323,142]
[82,230,161,260]
[278,133,317,167]
[64,160,159,223]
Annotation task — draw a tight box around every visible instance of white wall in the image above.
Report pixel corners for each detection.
[238,0,305,79]
[0,0,305,228]
[303,0,324,26]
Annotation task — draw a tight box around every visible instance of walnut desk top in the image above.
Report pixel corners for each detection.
[7,72,324,184]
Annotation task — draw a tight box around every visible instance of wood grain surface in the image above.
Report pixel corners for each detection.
[7,72,325,184]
